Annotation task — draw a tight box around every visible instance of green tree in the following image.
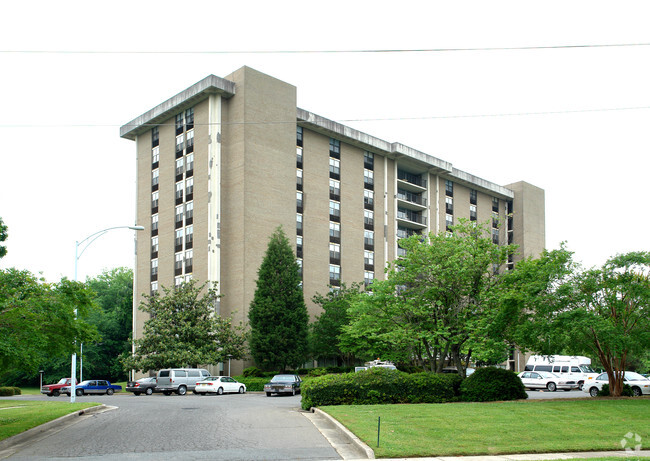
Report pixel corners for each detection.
[249,227,309,371]
[310,283,363,366]
[84,268,134,381]
[121,280,247,372]
[502,248,650,397]
[0,268,98,373]
[0,217,8,259]
[343,220,516,376]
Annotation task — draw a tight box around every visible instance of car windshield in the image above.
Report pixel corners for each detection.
[580,365,596,373]
[271,375,295,383]
[625,372,648,381]
[57,378,69,384]
[200,377,219,382]
[138,377,154,383]
[77,381,91,386]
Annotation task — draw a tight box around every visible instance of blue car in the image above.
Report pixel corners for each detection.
[62,380,122,396]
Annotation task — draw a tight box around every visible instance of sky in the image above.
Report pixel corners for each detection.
[1,0,649,282]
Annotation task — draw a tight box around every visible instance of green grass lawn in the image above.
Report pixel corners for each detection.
[0,400,100,441]
[322,398,650,458]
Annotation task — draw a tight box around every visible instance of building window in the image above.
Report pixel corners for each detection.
[152,169,159,190]
[492,197,499,212]
[175,276,184,287]
[329,243,341,264]
[175,157,184,178]
[151,214,159,234]
[175,181,184,204]
[329,158,340,179]
[364,210,374,229]
[364,169,374,189]
[151,281,158,293]
[175,252,183,275]
[175,134,184,156]
[175,113,184,135]
[492,211,499,229]
[364,270,374,287]
[152,146,159,166]
[296,258,303,278]
[296,169,303,190]
[185,249,193,273]
[185,225,193,248]
[492,228,499,245]
[364,190,374,209]
[446,213,454,231]
[186,153,194,175]
[296,213,303,236]
[297,191,304,212]
[185,129,194,153]
[151,191,159,212]
[296,126,303,147]
[151,236,159,257]
[151,126,159,147]
[329,264,341,285]
[364,250,374,268]
[445,196,453,214]
[445,180,453,197]
[364,230,374,249]
[329,179,340,200]
[296,147,303,168]
[175,229,184,252]
[364,151,374,170]
[296,236,303,258]
[329,221,340,243]
[151,259,158,278]
[470,204,477,221]
[470,189,477,205]
[329,200,340,221]
[185,108,194,130]
[329,138,340,158]
[185,201,194,224]
[175,205,184,228]
[185,177,194,199]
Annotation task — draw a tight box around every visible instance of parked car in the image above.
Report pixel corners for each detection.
[583,371,650,397]
[264,374,302,396]
[126,377,158,396]
[41,377,76,397]
[62,380,122,396]
[195,376,246,395]
[156,368,211,395]
[518,371,579,392]
[525,355,599,390]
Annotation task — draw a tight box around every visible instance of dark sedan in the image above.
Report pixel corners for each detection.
[264,374,302,396]
[126,377,158,396]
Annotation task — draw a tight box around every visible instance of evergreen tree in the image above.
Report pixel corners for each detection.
[249,227,309,371]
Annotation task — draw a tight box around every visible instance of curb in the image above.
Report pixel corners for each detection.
[0,404,111,450]
[311,407,375,459]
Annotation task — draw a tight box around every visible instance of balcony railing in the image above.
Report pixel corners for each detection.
[397,189,426,206]
[397,208,426,225]
[397,170,427,188]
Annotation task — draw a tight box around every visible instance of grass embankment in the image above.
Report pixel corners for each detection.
[0,400,100,441]
[322,398,650,458]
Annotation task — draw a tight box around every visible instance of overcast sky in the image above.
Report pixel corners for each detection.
[1,0,649,282]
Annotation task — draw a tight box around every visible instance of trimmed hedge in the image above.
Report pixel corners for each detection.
[460,367,527,402]
[233,376,269,392]
[301,368,461,410]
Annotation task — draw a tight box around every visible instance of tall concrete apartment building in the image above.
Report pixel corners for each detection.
[120,66,545,374]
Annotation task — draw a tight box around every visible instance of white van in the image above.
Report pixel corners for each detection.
[524,355,599,390]
[156,368,210,395]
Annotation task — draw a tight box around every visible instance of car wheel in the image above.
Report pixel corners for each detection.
[266,392,272,397]
[65,393,71,397]
[163,391,172,396]
[217,387,223,395]
[133,392,140,396]
[238,386,245,394]
[563,389,571,392]
[52,390,60,397]
[589,387,599,397]
[145,387,153,396]
[198,392,206,396]
[76,388,84,396]
[547,382,557,392]
[578,381,584,390]
[292,388,296,396]
[632,387,642,397]
[177,386,187,396]
[106,388,114,396]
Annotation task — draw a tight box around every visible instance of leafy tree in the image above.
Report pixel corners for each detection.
[0,217,8,259]
[310,283,363,366]
[84,268,134,382]
[0,268,98,373]
[343,220,516,376]
[249,227,309,371]
[121,280,247,372]
[502,248,650,397]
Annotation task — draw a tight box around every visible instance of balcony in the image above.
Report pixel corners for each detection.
[397,170,427,190]
[397,208,427,230]
[397,189,426,211]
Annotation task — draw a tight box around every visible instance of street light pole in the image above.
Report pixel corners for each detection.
[70,225,144,403]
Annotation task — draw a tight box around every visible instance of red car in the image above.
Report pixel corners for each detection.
[41,378,77,397]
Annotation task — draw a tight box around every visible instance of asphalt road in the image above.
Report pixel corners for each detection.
[1,392,341,460]
[526,389,590,399]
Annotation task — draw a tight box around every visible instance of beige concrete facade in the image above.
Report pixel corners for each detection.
[121,66,546,375]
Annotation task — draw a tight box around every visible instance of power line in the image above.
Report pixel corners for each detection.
[2,43,650,55]
[3,105,650,129]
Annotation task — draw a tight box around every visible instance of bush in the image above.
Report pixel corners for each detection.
[460,367,527,402]
[300,368,460,410]
[233,376,268,392]
[307,368,328,377]
[0,387,14,396]
[242,367,263,378]
[598,383,634,397]
[11,387,21,395]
